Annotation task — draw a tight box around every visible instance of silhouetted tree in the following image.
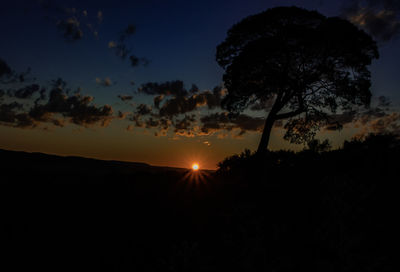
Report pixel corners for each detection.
[343,133,400,150]
[305,139,332,153]
[216,6,379,152]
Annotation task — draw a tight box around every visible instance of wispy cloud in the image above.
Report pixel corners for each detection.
[38,2,103,41]
[95,77,114,87]
[117,95,133,102]
[109,24,149,67]
[342,0,400,42]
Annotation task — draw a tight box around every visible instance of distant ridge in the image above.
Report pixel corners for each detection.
[0,148,150,167]
[0,148,192,174]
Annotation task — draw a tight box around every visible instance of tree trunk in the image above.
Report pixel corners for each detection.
[256,112,276,153]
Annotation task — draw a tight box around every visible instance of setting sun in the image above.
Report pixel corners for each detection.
[192,163,200,171]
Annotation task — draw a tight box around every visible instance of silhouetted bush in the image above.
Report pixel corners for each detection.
[343,133,400,151]
[304,139,332,153]
[212,133,397,271]
[217,133,399,177]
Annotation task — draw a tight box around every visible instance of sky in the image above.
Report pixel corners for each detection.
[1,0,400,169]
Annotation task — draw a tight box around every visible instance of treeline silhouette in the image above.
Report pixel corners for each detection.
[0,133,396,271]
[215,133,397,271]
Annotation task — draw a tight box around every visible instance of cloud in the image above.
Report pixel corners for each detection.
[0,102,36,128]
[28,87,114,127]
[320,110,359,130]
[250,97,275,111]
[200,112,265,135]
[144,117,160,128]
[304,105,389,131]
[57,16,83,41]
[203,141,211,146]
[52,118,65,127]
[95,77,113,87]
[38,2,103,41]
[154,95,164,109]
[124,83,230,137]
[159,95,200,117]
[116,111,129,120]
[124,77,400,140]
[189,84,200,94]
[154,85,224,117]
[97,10,103,23]
[117,95,133,101]
[0,58,12,78]
[136,82,224,121]
[148,118,171,136]
[0,58,30,84]
[316,96,400,137]
[128,112,171,134]
[378,95,391,107]
[369,112,400,132]
[357,107,387,125]
[129,55,150,67]
[109,24,149,67]
[174,129,197,137]
[7,84,41,99]
[138,81,189,96]
[202,86,225,109]
[108,41,117,48]
[342,0,400,41]
[136,104,152,115]
[129,114,144,128]
[354,112,400,138]
[0,78,115,129]
[121,24,136,40]
[229,114,265,132]
[174,114,196,132]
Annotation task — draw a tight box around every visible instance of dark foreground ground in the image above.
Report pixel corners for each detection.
[0,140,397,271]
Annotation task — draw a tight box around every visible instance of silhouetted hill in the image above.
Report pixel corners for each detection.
[0,148,196,176]
[0,139,396,271]
[0,148,222,272]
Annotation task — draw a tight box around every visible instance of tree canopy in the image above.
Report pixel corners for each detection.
[216,6,379,152]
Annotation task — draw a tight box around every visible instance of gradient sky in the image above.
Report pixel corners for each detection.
[1,0,399,169]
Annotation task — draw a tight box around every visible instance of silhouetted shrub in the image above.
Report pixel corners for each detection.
[216,149,253,174]
[343,133,400,151]
[213,133,397,271]
[304,139,332,153]
[217,133,399,178]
